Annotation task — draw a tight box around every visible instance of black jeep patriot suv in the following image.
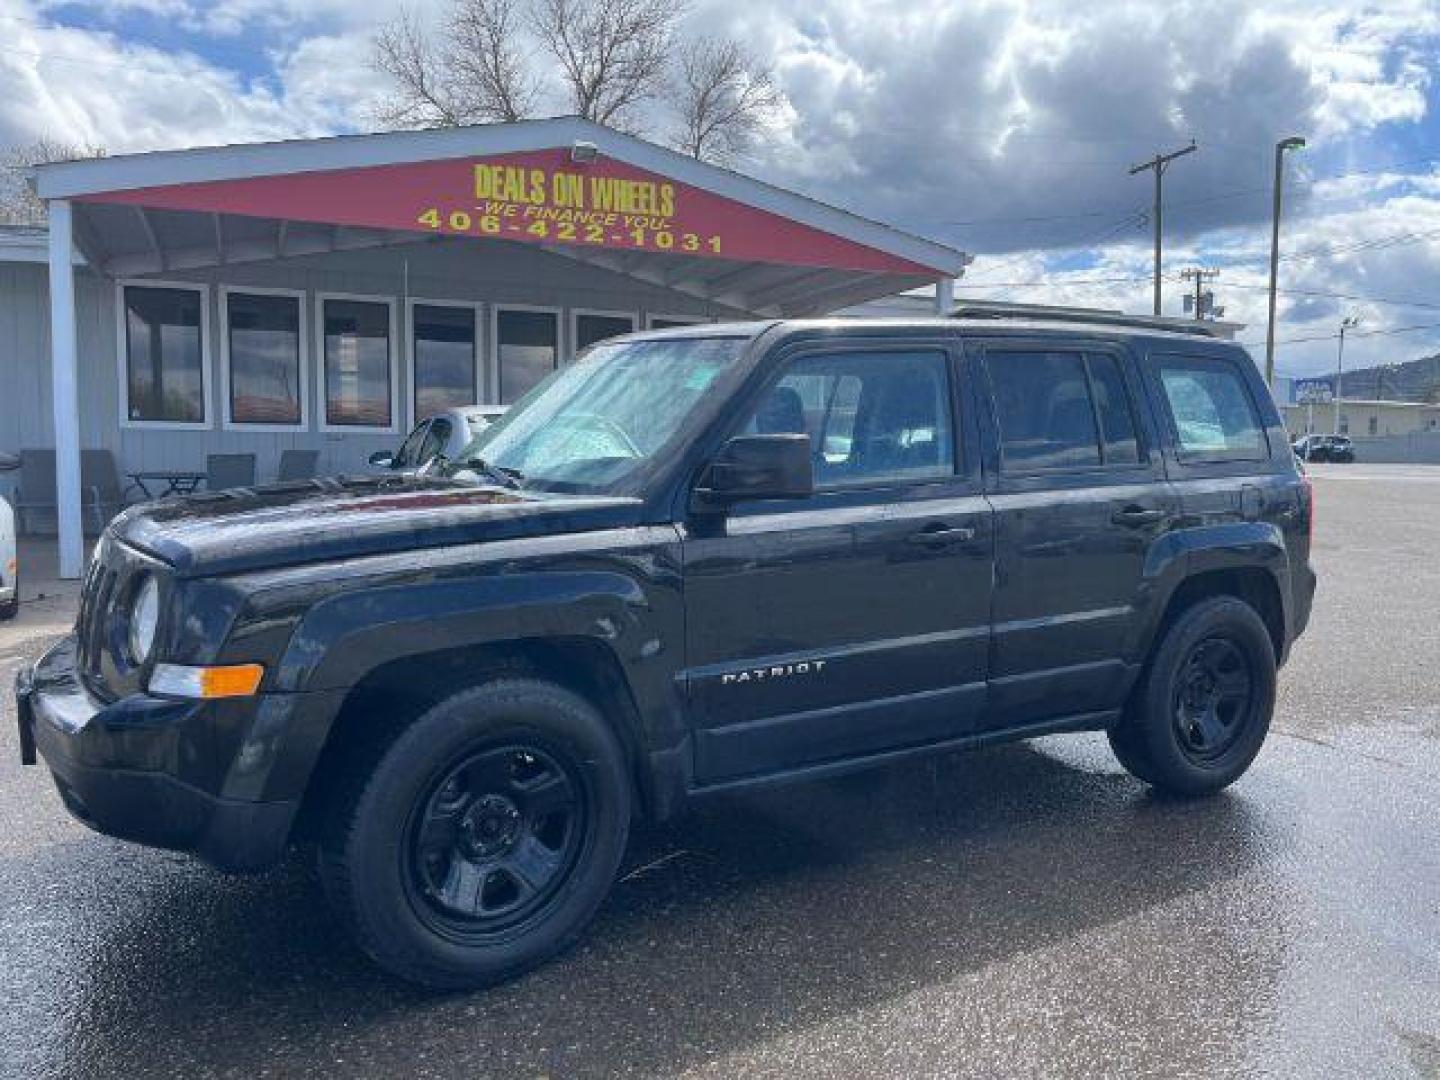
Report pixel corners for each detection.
[18,316,1315,987]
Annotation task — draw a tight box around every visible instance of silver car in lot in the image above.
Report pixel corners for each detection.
[368,405,508,477]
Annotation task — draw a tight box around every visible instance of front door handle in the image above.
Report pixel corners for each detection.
[1112,506,1166,528]
[906,524,976,547]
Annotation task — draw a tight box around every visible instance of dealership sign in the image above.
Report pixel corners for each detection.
[1296,380,1334,404]
[79,148,930,274]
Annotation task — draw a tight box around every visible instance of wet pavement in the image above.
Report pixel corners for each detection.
[2,464,1438,1079]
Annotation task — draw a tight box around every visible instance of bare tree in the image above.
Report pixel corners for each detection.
[0,139,106,225]
[530,0,682,131]
[371,0,786,163]
[673,38,782,163]
[449,0,538,122]
[373,4,537,128]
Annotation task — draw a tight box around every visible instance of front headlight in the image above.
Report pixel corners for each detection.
[128,575,159,665]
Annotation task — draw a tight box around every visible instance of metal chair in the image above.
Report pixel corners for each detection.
[12,448,135,534]
[205,453,257,491]
[80,448,132,531]
[276,449,320,482]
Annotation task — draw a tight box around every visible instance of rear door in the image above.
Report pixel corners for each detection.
[681,337,994,783]
[1142,348,1291,566]
[975,339,1179,728]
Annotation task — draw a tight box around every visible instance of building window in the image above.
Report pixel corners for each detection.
[224,290,303,427]
[496,308,559,404]
[412,303,478,420]
[648,316,699,330]
[574,311,636,352]
[121,284,207,424]
[321,297,394,428]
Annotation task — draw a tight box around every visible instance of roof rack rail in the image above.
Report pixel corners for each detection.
[950,303,1219,338]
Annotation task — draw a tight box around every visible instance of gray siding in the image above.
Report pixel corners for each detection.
[0,239,744,487]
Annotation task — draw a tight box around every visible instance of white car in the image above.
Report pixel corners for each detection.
[0,452,18,620]
[368,406,508,477]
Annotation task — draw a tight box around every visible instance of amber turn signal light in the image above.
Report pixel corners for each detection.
[149,663,265,699]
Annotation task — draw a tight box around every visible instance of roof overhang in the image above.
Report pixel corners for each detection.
[31,117,968,317]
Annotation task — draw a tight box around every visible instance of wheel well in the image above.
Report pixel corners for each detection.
[1158,568,1285,662]
[290,637,652,844]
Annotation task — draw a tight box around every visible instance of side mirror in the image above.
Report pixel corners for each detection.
[693,434,814,510]
[368,451,395,469]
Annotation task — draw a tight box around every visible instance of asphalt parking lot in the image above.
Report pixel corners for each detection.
[2,463,1438,1079]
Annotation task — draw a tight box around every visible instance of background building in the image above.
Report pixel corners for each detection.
[5,117,969,576]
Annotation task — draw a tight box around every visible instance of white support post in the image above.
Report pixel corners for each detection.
[48,199,84,579]
[934,276,955,317]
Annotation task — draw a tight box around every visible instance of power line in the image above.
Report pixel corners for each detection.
[1240,320,1440,349]
[1214,280,1440,312]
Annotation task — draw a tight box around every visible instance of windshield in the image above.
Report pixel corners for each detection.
[445,336,746,494]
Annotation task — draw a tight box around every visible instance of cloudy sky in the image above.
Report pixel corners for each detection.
[2,0,1439,378]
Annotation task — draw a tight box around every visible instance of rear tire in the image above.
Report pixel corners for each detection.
[1108,597,1276,796]
[317,678,631,988]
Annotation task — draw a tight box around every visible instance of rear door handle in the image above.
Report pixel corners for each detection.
[1112,507,1166,528]
[906,524,976,547]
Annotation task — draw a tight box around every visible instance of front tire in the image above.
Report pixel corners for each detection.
[1109,597,1276,796]
[317,678,631,988]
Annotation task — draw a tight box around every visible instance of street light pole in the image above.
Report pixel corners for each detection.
[1129,141,1197,317]
[1265,136,1306,389]
[1334,314,1358,435]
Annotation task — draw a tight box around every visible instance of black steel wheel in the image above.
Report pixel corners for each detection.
[318,678,631,988]
[405,742,587,939]
[1171,637,1255,764]
[1108,596,1276,795]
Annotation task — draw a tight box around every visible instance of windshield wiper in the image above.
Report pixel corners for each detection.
[443,453,523,490]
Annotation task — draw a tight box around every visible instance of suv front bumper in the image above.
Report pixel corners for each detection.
[16,636,298,872]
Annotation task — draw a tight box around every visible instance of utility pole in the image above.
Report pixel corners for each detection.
[1265,136,1307,389]
[1180,267,1221,320]
[1129,141,1197,316]
[1334,314,1359,435]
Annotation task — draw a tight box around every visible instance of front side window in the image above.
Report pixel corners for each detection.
[451,336,745,494]
[1156,355,1268,460]
[123,285,206,424]
[743,350,955,489]
[413,304,477,419]
[323,298,392,428]
[497,309,559,404]
[227,291,301,426]
[393,421,431,469]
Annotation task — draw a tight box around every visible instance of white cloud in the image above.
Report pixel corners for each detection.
[1,0,1437,375]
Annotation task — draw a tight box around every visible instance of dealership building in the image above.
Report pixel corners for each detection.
[2,117,969,577]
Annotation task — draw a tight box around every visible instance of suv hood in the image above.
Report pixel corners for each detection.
[113,476,645,577]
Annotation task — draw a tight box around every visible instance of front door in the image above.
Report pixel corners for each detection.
[681,342,994,784]
[977,342,1178,727]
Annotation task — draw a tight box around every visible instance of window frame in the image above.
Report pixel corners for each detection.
[218,285,309,433]
[491,303,562,405]
[406,297,484,428]
[315,291,401,435]
[571,308,637,357]
[1149,351,1273,467]
[115,278,213,431]
[979,343,1152,480]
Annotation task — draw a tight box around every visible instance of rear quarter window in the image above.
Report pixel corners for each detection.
[1155,354,1270,462]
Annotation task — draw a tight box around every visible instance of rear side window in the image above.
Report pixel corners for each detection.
[1156,355,1269,461]
[985,350,1142,471]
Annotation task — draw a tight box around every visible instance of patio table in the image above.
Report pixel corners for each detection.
[127,470,207,498]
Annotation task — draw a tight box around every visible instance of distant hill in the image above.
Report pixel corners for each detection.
[1300,352,1440,403]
